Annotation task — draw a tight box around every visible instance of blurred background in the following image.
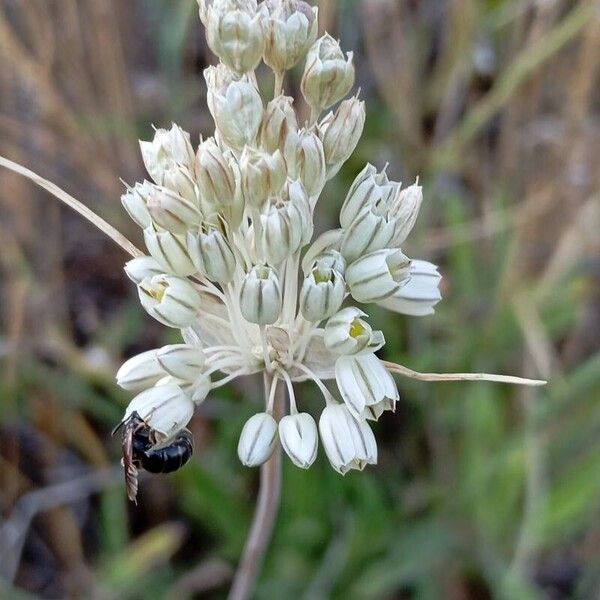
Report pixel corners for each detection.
[0,0,599,598]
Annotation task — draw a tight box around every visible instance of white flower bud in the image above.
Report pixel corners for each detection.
[205,0,265,74]
[138,274,201,328]
[204,63,240,116]
[318,404,377,474]
[263,0,318,72]
[340,164,399,229]
[287,179,313,244]
[161,165,199,205]
[261,95,299,155]
[146,186,202,234]
[346,249,411,303]
[188,228,236,284]
[156,344,206,381]
[144,225,198,276]
[140,124,195,184]
[116,349,164,391]
[387,181,423,247]
[238,412,278,466]
[239,264,282,325]
[124,255,164,284]
[279,412,318,469]
[258,180,311,264]
[300,264,345,322]
[210,79,263,150]
[195,137,237,209]
[284,128,326,197]
[121,181,154,228]
[240,146,286,208]
[324,307,383,355]
[335,353,398,421]
[377,260,442,316]
[319,96,365,177]
[123,384,195,439]
[340,205,395,263]
[301,228,343,274]
[301,34,355,110]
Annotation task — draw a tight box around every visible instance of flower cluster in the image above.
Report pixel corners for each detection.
[116,0,442,475]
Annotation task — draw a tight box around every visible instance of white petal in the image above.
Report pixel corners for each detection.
[157,344,205,381]
[318,405,356,473]
[116,349,164,391]
[377,260,441,316]
[124,384,194,438]
[279,413,318,469]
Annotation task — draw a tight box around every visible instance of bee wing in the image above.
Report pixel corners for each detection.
[125,460,139,504]
[122,426,139,503]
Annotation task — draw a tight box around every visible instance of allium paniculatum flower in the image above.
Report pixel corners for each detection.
[115,0,445,476]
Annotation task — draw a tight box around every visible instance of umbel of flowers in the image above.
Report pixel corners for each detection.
[117,0,442,475]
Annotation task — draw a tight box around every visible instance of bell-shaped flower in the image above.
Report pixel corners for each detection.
[261,94,299,155]
[299,262,345,323]
[239,264,282,325]
[284,128,326,198]
[346,249,411,303]
[301,34,355,110]
[124,255,164,285]
[161,164,199,205]
[387,181,423,247]
[240,146,286,209]
[279,412,318,468]
[146,186,202,234]
[204,63,240,115]
[319,95,365,178]
[188,227,236,284]
[156,344,206,381]
[205,0,265,74]
[257,180,311,264]
[335,353,398,421]
[263,0,318,72]
[377,260,442,316]
[340,204,397,263]
[116,349,165,391]
[144,224,198,276]
[138,274,201,328]
[121,180,154,228]
[123,384,195,440]
[195,137,237,210]
[323,307,384,355]
[318,403,377,474]
[238,412,278,466]
[140,124,195,184]
[209,78,263,150]
[339,164,399,229]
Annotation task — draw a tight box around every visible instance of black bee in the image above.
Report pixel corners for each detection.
[112,411,194,503]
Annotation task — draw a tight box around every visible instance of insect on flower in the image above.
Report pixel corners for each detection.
[113,410,194,503]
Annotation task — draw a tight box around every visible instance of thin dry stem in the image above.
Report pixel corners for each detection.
[383,361,547,386]
[0,156,142,258]
[228,378,285,600]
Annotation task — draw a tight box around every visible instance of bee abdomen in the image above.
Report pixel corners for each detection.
[139,429,194,473]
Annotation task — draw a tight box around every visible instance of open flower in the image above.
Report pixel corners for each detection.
[319,403,377,474]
